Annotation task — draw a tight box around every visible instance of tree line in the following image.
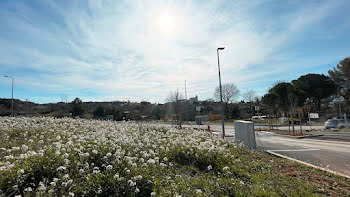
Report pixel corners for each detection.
[262,57,350,118]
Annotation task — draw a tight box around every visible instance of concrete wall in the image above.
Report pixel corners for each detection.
[234,120,256,149]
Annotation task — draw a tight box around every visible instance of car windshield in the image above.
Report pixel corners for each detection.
[326,120,337,123]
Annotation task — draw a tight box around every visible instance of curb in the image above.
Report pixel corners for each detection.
[296,134,324,139]
[266,150,350,180]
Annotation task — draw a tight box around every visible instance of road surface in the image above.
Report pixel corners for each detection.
[175,123,350,177]
[255,131,350,176]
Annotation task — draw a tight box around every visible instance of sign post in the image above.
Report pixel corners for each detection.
[308,113,319,130]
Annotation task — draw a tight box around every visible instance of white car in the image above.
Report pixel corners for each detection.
[325,119,350,129]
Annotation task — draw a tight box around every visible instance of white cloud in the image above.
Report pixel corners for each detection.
[0,0,349,103]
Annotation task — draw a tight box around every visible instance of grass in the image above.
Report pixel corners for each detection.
[0,117,349,196]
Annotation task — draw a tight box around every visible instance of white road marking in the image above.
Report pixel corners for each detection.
[267,148,320,152]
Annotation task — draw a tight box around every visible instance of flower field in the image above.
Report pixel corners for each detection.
[0,117,349,196]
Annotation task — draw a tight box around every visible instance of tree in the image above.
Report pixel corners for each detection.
[71,98,85,117]
[166,89,184,126]
[60,94,68,103]
[292,74,337,110]
[262,92,280,116]
[268,82,294,114]
[105,107,123,121]
[214,83,240,119]
[214,83,240,103]
[329,57,350,104]
[242,90,257,117]
[93,105,105,118]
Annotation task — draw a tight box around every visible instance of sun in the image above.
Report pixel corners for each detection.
[158,14,175,35]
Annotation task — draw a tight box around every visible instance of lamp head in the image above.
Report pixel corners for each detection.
[217,47,225,50]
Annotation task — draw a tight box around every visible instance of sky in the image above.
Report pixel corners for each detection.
[0,0,349,104]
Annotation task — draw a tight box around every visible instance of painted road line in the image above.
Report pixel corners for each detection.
[267,148,320,152]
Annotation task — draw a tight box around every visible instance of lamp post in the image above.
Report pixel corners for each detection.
[185,80,189,124]
[217,47,225,139]
[4,75,14,116]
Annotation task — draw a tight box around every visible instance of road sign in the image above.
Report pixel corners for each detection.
[196,106,201,112]
[309,113,319,119]
[254,106,260,111]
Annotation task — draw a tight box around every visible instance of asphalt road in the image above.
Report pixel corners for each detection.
[255,131,350,176]
[179,123,350,177]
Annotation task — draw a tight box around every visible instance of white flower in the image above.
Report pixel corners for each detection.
[196,189,202,193]
[50,182,56,187]
[147,159,156,164]
[223,166,230,171]
[62,174,70,181]
[21,144,29,152]
[57,166,66,172]
[135,187,140,193]
[128,180,136,187]
[38,181,47,191]
[106,165,113,171]
[17,169,25,176]
[151,192,156,196]
[79,169,85,174]
[207,165,212,171]
[69,192,75,197]
[63,153,69,159]
[24,187,33,192]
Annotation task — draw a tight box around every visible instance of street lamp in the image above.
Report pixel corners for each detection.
[4,75,14,116]
[217,47,225,139]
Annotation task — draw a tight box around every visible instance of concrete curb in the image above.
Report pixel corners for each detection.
[266,150,350,180]
[296,134,324,139]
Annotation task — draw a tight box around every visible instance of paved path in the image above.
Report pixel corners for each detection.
[256,131,350,176]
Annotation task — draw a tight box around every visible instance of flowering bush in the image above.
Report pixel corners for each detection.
[0,117,336,196]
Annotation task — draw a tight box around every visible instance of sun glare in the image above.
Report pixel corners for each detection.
[158,14,175,35]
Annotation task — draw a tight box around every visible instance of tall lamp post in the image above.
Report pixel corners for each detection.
[4,75,14,116]
[185,80,189,124]
[217,47,225,139]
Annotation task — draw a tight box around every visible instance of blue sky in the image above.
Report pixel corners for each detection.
[0,0,349,104]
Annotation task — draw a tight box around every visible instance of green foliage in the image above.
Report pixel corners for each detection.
[71,98,85,117]
[0,99,11,109]
[329,57,350,104]
[292,74,337,110]
[105,107,123,121]
[93,105,105,118]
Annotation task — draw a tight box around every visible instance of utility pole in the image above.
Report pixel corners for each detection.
[185,80,188,124]
[4,75,14,116]
[217,47,225,139]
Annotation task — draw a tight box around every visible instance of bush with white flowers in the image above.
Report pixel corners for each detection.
[0,117,334,196]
